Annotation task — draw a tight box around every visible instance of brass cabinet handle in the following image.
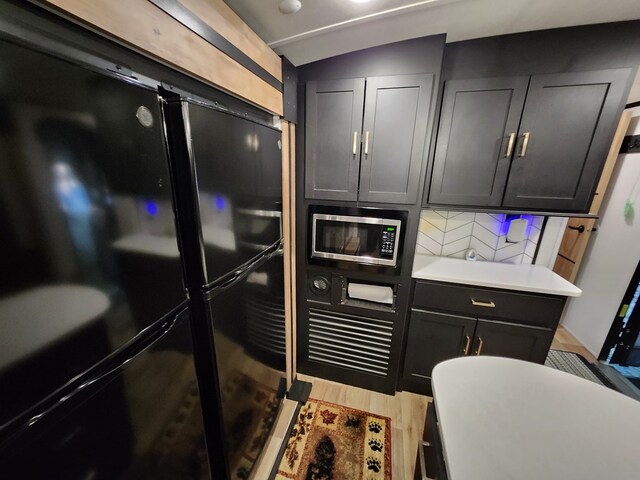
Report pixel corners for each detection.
[504,132,516,157]
[518,132,530,157]
[352,131,358,155]
[476,337,484,356]
[463,335,471,355]
[364,131,370,155]
[471,299,496,308]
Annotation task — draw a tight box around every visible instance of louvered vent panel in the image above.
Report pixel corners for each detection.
[307,308,393,377]
[245,295,286,355]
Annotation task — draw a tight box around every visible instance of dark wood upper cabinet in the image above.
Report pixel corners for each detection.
[502,69,631,211]
[359,74,433,204]
[429,76,529,206]
[427,68,632,213]
[305,78,365,201]
[305,74,433,204]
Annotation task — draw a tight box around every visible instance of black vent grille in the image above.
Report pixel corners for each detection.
[307,308,392,376]
[245,295,286,356]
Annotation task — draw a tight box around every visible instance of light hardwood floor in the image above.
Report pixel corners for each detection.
[551,325,597,363]
[253,326,593,479]
[296,373,429,480]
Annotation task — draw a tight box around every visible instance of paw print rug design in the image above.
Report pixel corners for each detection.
[276,399,391,479]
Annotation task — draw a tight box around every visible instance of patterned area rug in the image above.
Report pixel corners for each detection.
[545,349,617,390]
[221,370,281,480]
[276,399,392,480]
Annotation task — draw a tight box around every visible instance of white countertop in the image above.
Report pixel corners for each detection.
[412,254,581,296]
[112,233,180,258]
[432,356,640,480]
[0,285,110,369]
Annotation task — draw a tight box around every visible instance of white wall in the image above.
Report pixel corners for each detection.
[561,107,640,356]
[535,217,568,268]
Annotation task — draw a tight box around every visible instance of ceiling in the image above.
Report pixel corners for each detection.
[223,0,640,66]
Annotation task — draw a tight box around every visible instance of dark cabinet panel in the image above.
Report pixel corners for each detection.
[502,69,631,211]
[359,74,434,204]
[304,78,365,201]
[473,320,553,363]
[402,309,476,395]
[413,280,565,329]
[429,77,529,206]
[403,280,566,395]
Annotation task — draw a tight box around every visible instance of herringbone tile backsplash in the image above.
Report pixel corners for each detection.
[417,210,545,264]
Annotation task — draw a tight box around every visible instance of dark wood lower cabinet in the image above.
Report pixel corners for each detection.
[402,311,555,395]
[402,310,476,395]
[473,319,554,363]
[402,280,564,395]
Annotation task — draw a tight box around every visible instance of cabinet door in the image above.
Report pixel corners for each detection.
[473,320,553,364]
[305,78,365,201]
[503,69,631,211]
[428,77,529,207]
[359,74,434,204]
[402,309,476,395]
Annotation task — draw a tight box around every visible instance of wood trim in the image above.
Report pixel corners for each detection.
[590,110,633,214]
[281,121,293,390]
[40,0,283,115]
[180,0,282,83]
[290,123,297,382]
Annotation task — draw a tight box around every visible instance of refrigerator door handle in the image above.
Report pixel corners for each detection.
[202,238,282,298]
[0,311,183,447]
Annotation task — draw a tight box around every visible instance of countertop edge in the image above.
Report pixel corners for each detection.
[411,255,582,297]
[411,271,582,297]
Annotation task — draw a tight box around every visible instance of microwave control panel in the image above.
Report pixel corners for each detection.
[380,226,397,258]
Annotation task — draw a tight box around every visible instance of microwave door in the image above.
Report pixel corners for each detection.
[311,213,401,267]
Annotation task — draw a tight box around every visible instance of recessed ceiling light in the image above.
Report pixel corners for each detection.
[279,0,302,14]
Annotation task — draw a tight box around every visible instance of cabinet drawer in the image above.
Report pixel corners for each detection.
[413,281,565,328]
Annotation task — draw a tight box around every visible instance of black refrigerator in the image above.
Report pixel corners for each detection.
[163,97,287,479]
[0,37,211,478]
[0,30,286,480]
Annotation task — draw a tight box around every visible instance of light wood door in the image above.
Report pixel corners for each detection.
[557,218,597,262]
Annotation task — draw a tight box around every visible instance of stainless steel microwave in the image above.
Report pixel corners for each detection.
[310,208,404,267]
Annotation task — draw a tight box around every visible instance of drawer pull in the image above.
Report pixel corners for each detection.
[518,132,530,157]
[476,337,484,356]
[471,299,496,308]
[463,335,471,355]
[504,132,515,157]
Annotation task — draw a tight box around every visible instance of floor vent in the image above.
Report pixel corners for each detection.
[307,308,392,377]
